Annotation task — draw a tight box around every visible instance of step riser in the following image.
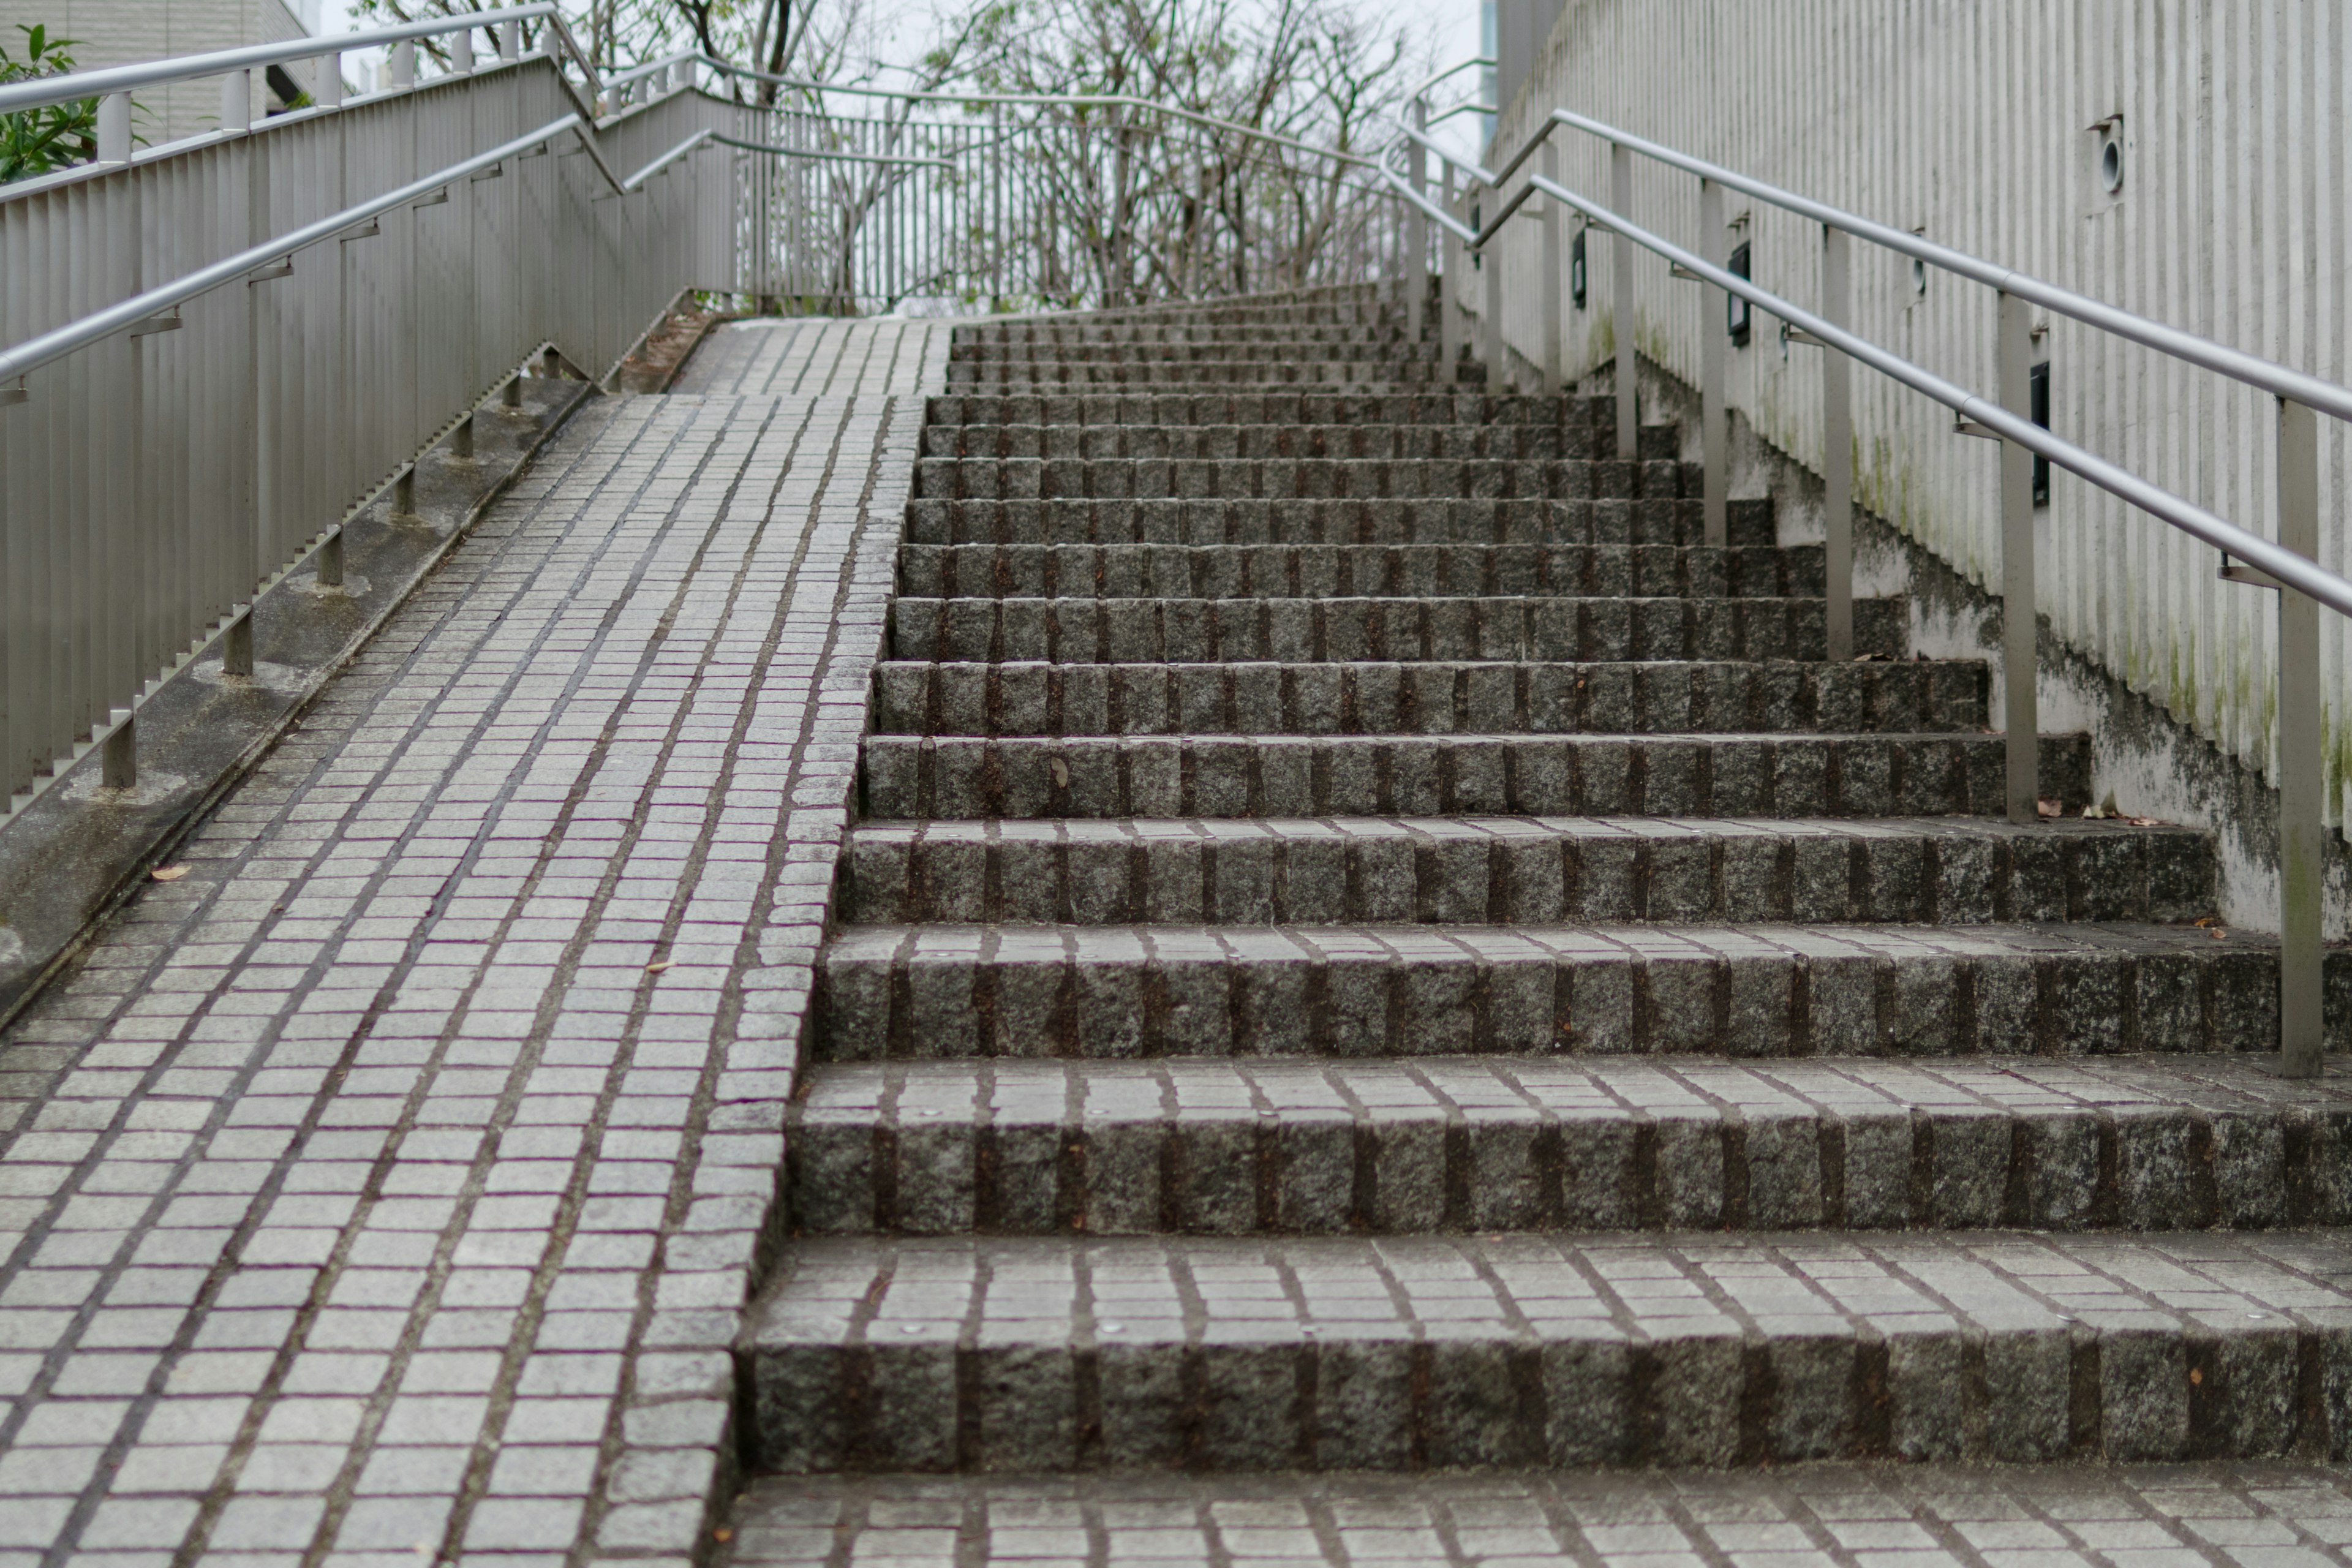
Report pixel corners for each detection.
[952,345,1438,364]
[745,1256,2352,1474]
[888,597,1907,664]
[786,1068,2346,1236]
[913,459,1691,501]
[944,364,1479,387]
[860,734,2089,820]
[905,499,1766,546]
[872,661,1985,737]
[925,395,1648,432]
[815,932,2315,1061]
[922,427,1588,459]
[839,826,2211,929]
[900,544,1825,600]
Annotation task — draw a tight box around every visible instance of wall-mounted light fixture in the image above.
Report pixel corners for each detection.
[2030,360,2051,505]
[1728,240,1752,345]
[1570,227,1587,309]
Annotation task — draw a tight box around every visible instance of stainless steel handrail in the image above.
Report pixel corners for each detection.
[1468,105,2352,426]
[0,115,596,385]
[693,56,1378,168]
[1392,63,2350,1073]
[0,2,594,116]
[710,132,948,168]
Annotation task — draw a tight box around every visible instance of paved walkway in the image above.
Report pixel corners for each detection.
[0,318,944,1568]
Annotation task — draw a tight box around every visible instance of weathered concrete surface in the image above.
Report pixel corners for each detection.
[0,318,944,1564]
[0,373,594,1028]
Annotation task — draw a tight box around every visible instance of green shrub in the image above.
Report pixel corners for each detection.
[1,24,98,183]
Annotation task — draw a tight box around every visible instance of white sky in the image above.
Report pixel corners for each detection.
[315,0,1488,153]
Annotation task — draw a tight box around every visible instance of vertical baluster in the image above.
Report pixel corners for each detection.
[1610,141,1635,459]
[1997,290,2038,824]
[1481,180,1504,389]
[98,92,131,161]
[1821,224,1852,661]
[2277,395,2324,1076]
[221,69,249,135]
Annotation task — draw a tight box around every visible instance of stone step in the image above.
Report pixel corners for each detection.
[951,341,1439,364]
[783,1054,2352,1237]
[835,817,2211,929]
[924,393,1656,435]
[944,361,1475,388]
[920,421,1592,459]
[725,1464,2352,1568]
[903,496,1764,547]
[886,595,1909,664]
[912,457,1691,502]
[739,1228,2352,1472]
[958,323,1422,347]
[810,919,2307,1061]
[900,541,1820,601]
[858,733,2089,820]
[871,658,1985,737]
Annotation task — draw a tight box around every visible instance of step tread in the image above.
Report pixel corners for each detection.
[740,1227,2352,1470]
[728,1464,2352,1567]
[787,1051,2352,1235]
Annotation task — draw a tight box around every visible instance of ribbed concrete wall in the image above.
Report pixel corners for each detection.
[1474,0,2352,826]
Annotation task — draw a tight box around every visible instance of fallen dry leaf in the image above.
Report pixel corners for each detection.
[2035,799,2064,819]
[1050,757,1071,788]
[645,959,673,973]
[150,864,189,881]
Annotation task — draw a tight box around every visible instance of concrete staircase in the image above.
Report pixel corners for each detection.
[735,284,2352,1493]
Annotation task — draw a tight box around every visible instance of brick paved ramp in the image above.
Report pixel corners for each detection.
[0,318,944,1566]
[726,279,2352,1548]
[726,1462,2352,1567]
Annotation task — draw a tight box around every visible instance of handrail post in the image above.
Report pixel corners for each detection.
[1822,224,1852,660]
[391,40,416,89]
[1998,289,2039,823]
[1699,178,1726,546]
[2277,394,2325,1077]
[1482,184,1504,390]
[500,20,521,62]
[453,25,475,74]
[1441,165,1462,383]
[317,53,342,109]
[1611,141,1635,459]
[221,69,248,135]
[97,92,131,162]
[1408,100,1429,347]
[1540,139,1563,391]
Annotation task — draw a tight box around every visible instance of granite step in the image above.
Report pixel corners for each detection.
[740,1228,2352,1472]
[924,394,1657,434]
[911,456,1683,501]
[903,496,1763,547]
[833,816,2213,928]
[857,733,2090,820]
[870,658,1985,736]
[810,921,2318,1061]
[886,595,1909,663]
[951,341,1439,364]
[957,323,1423,347]
[944,361,1475,388]
[783,1053,2352,1237]
[919,421,1591,459]
[898,541,1826,600]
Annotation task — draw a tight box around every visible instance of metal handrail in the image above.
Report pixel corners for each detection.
[1391,62,2349,1074]
[618,129,714,192]
[0,115,600,386]
[692,56,1379,168]
[710,132,948,169]
[0,2,593,116]
[1439,100,2352,428]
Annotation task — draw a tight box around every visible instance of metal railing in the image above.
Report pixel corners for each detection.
[1382,80,2352,1074]
[0,6,733,824]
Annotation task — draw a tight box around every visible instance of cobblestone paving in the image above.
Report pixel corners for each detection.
[726,1462,2352,1568]
[0,318,944,1567]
